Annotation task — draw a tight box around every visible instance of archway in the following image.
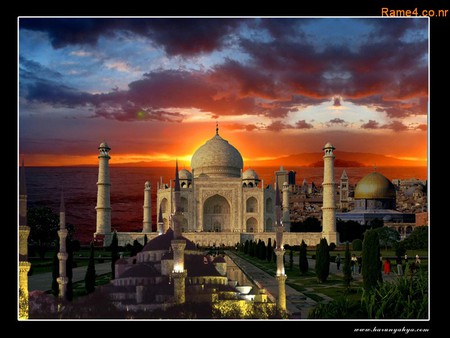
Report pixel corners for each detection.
[246,217,257,232]
[203,194,230,232]
[160,198,168,213]
[246,197,258,213]
[265,218,273,231]
[181,197,188,212]
[266,197,273,213]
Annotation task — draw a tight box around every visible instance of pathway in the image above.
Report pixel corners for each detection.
[226,251,317,318]
[28,262,111,292]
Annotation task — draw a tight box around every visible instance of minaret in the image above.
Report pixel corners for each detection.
[95,142,112,241]
[322,142,338,244]
[171,160,187,304]
[282,181,291,232]
[143,181,152,232]
[157,205,164,235]
[57,189,68,300]
[339,170,349,211]
[19,160,31,319]
[274,184,287,313]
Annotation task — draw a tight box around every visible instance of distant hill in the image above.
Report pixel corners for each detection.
[253,151,423,167]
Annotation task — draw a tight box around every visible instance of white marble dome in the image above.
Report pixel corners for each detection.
[179,169,192,180]
[191,133,243,178]
[243,168,259,180]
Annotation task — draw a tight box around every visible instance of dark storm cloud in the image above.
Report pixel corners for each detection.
[20,18,244,56]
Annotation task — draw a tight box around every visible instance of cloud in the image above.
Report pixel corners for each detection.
[327,118,348,127]
[360,119,409,131]
[361,120,380,129]
[20,18,244,56]
[295,120,314,129]
[266,121,294,132]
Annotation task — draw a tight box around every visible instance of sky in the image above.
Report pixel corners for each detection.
[18,17,428,167]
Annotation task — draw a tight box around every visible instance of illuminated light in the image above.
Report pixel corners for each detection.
[136,111,146,119]
[173,264,183,273]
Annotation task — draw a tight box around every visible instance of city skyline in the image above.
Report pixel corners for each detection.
[19,18,428,167]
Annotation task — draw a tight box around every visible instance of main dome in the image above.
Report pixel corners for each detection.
[191,132,243,178]
[354,172,396,200]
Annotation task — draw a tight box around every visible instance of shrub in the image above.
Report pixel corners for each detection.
[343,242,352,288]
[299,240,309,274]
[315,238,330,283]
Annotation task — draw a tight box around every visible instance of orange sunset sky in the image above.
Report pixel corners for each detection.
[19,18,428,168]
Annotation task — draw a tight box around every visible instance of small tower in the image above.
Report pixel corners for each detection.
[142,181,152,232]
[282,181,291,232]
[322,142,338,244]
[171,160,187,304]
[157,205,164,235]
[57,189,69,300]
[274,184,287,313]
[19,160,31,319]
[340,170,349,211]
[95,142,112,242]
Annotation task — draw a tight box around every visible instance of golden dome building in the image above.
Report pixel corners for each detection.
[336,171,415,225]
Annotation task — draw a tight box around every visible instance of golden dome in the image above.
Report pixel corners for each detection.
[354,172,396,200]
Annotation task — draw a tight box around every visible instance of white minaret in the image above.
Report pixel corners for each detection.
[340,169,349,211]
[143,181,152,232]
[322,142,338,244]
[57,189,69,300]
[274,184,287,313]
[19,160,31,319]
[95,142,111,239]
[282,181,291,232]
[171,160,187,304]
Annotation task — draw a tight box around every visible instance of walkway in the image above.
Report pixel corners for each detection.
[226,251,317,318]
[28,262,111,292]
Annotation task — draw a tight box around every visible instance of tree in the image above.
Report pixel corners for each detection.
[256,240,262,259]
[315,238,330,283]
[367,218,384,230]
[260,241,266,261]
[144,234,148,246]
[244,240,249,254]
[51,246,59,296]
[289,249,293,270]
[267,238,272,262]
[110,231,119,279]
[299,240,308,274]
[252,241,258,257]
[27,207,59,259]
[394,240,406,258]
[403,226,428,250]
[343,242,352,289]
[352,239,363,251]
[130,239,143,256]
[85,242,96,294]
[337,219,363,242]
[362,230,382,291]
[374,227,400,250]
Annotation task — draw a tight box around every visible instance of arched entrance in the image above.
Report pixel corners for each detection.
[203,195,230,232]
[246,217,258,232]
[160,198,168,213]
[246,197,258,213]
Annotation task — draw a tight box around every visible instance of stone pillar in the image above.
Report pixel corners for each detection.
[19,261,31,319]
[282,182,291,231]
[322,142,338,244]
[57,191,68,300]
[143,181,152,232]
[172,271,187,304]
[276,275,287,311]
[95,142,111,238]
[157,205,164,235]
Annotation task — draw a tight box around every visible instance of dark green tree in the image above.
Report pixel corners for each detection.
[352,238,363,251]
[144,234,148,246]
[27,207,59,259]
[289,249,293,270]
[343,242,352,289]
[131,239,143,256]
[362,229,382,291]
[244,240,249,254]
[110,231,119,279]
[403,226,428,250]
[367,218,384,230]
[315,238,330,283]
[51,246,59,296]
[256,240,262,259]
[374,227,400,250]
[85,242,96,294]
[267,238,272,262]
[299,240,309,274]
[394,241,407,258]
[252,241,258,257]
[260,241,266,261]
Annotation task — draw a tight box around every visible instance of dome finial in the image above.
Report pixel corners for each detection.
[216,120,219,135]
